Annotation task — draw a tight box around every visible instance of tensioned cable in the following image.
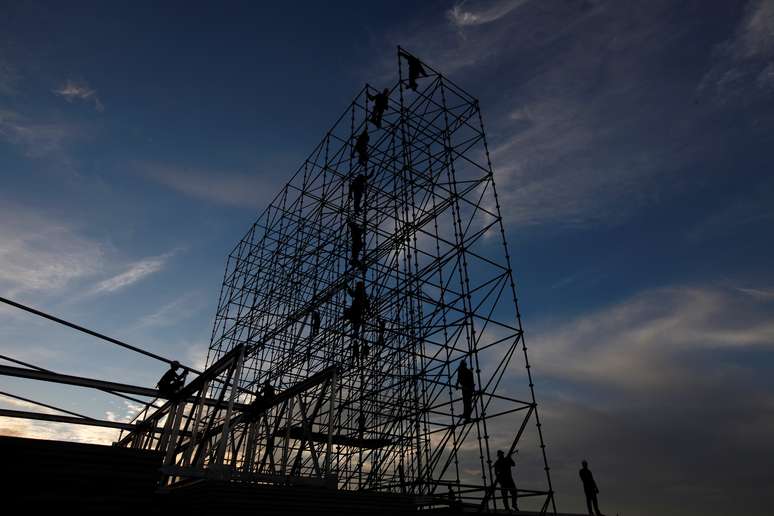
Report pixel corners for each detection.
[0,296,201,375]
[0,390,94,420]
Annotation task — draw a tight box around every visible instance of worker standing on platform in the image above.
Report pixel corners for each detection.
[400,50,428,92]
[157,361,187,398]
[349,171,372,215]
[580,460,604,516]
[455,359,474,422]
[353,128,369,167]
[494,450,519,512]
[367,88,390,128]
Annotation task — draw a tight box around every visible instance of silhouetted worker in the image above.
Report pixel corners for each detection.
[345,281,370,348]
[310,309,321,341]
[157,361,187,398]
[580,460,604,516]
[367,88,390,128]
[400,50,428,91]
[349,171,373,215]
[352,128,369,167]
[494,450,519,512]
[248,379,276,419]
[349,219,365,268]
[261,380,276,407]
[455,359,474,422]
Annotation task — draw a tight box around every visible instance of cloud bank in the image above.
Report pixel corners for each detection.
[517,285,774,516]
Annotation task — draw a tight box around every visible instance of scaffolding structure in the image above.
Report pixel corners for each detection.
[196,48,555,512]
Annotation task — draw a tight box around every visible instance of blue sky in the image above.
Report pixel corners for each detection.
[1,1,773,515]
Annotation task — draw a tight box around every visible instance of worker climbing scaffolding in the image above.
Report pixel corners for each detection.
[352,127,369,167]
[456,359,475,422]
[349,171,372,215]
[367,87,390,128]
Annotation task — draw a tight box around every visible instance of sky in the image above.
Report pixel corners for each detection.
[1,1,773,515]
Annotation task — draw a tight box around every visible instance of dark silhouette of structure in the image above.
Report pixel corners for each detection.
[580,460,604,516]
[193,47,555,513]
[494,450,519,512]
[0,48,558,514]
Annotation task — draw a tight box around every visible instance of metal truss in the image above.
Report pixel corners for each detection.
[116,48,555,512]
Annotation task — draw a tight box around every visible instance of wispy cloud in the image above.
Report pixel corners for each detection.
[133,291,205,329]
[89,252,176,295]
[513,284,774,515]
[528,285,774,389]
[0,109,82,158]
[447,0,530,28]
[736,286,774,300]
[53,78,104,112]
[373,1,704,230]
[141,162,278,209]
[698,0,774,102]
[0,202,105,297]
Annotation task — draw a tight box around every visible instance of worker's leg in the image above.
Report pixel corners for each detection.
[509,486,519,511]
[500,487,510,511]
[462,388,473,420]
[591,492,602,515]
[585,492,594,515]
